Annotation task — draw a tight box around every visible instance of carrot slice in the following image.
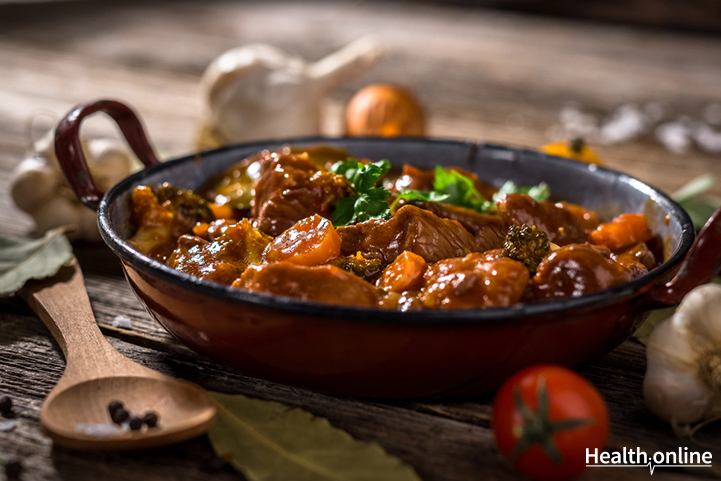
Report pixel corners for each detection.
[588,213,652,252]
[377,251,428,293]
[210,202,234,220]
[264,215,341,266]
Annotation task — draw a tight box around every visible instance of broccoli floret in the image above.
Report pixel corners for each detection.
[329,252,383,281]
[502,224,550,273]
[153,182,214,226]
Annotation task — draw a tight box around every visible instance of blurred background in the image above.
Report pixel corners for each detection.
[1,0,721,237]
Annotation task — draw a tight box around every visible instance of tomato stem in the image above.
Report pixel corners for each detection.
[510,376,594,464]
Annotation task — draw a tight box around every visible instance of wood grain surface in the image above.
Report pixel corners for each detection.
[1,1,721,480]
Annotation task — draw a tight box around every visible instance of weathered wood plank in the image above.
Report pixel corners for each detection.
[1,304,715,481]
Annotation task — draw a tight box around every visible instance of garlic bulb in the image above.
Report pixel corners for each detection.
[10,129,133,242]
[644,283,721,427]
[198,37,385,147]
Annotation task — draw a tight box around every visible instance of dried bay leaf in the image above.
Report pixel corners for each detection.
[208,392,421,481]
[0,228,73,295]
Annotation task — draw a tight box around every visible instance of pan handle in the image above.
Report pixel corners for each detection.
[643,206,721,308]
[54,100,160,211]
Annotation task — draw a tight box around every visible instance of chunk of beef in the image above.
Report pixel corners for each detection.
[555,201,601,231]
[252,151,353,236]
[202,146,353,210]
[128,184,214,262]
[420,253,529,309]
[496,193,587,245]
[392,164,436,192]
[530,243,635,301]
[166,219,272,285]
[417,201,506,252]
[192,218,236,241]
[378,291,423,311]
[612,242,655,278]
[233,263,379,307]
[336,205,478,264]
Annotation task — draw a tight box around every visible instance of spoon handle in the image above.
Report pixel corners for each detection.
[21,257,123,378]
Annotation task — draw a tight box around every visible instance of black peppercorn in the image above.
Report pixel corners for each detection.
[128,416,143,431]
[142,412,158,428]
[111,408,129,424]
[5,460,22,479]
[108,400,123,416]
[0,396,12,415]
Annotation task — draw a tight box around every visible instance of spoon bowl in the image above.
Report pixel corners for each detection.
[42,376,215,451]
[22,258,216,451]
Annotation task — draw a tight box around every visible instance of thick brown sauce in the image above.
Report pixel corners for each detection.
[127,146,659,310]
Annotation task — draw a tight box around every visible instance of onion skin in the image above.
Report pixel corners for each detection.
[345,84,426,137]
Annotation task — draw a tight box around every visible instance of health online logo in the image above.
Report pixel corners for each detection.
[587,447,712,475]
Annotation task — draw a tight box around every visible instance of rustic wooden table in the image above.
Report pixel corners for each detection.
[2,1,721,480]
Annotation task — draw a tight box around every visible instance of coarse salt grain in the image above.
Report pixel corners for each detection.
[656,119,692,154]
[559,105,599,140]
[112,315,132,328]
[692,123,721,153]
[599,105,646,144]
[0,420,17,432]
[74,423,122,438]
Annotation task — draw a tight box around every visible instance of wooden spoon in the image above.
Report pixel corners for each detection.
[20,257,216,451]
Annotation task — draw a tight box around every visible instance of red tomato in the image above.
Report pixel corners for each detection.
[492,365,609,481]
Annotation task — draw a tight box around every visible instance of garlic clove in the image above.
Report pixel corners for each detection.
[645,316,710,424]
[85,138,133,192]
[307,36,386,90]
[32,196,82,240]
[644,359,709,425]
[30,128,57,161]
[11,127,133,242]
[10,157,58,214]
[201,44,311,143]
[648,313,699,369]
[644,283,721,426]
[680,288,721,352]
[199,39,384,144]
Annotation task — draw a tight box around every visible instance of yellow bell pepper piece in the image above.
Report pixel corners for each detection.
[542,138,603,165]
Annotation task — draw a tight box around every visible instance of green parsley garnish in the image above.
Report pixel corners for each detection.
[393,167,495,213]
[492,181,550,203]
[331,158,393,226]
[432,168,496,212]
[333,161,553,224]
